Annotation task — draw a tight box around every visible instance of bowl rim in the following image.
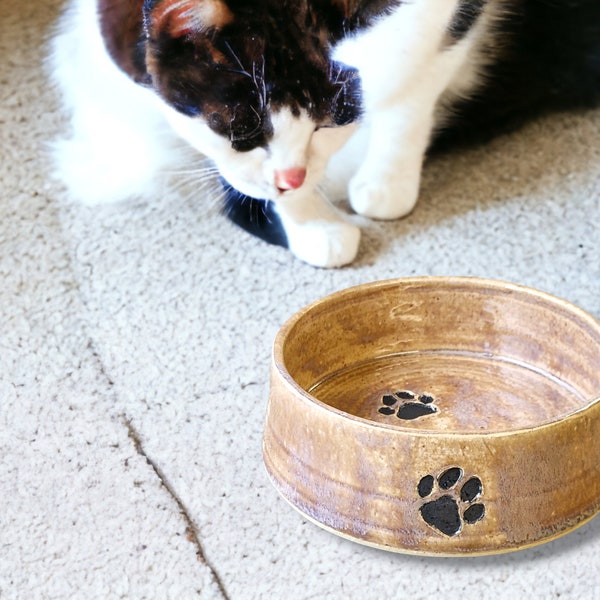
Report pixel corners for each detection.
[272,276,600,438]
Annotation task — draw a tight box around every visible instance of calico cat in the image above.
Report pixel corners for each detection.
[51,0,600,267]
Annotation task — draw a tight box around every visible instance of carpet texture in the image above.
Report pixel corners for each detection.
[1,1,599,598]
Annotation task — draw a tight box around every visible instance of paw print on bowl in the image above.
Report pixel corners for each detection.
[378,390,437,420]
[417,467,485,536]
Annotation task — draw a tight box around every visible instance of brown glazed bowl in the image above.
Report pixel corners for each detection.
[263,277,600,555]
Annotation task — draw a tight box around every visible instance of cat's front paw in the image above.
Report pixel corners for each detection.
[349,169,420,220]
[286,220,361,268]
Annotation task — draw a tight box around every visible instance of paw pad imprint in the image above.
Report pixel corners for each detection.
[417,468,485,536]
[378,390,437,420]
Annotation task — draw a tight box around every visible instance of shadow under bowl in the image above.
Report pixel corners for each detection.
[263,277,600,555]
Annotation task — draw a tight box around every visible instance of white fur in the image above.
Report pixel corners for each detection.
[50,0,487,267]
[50,0,186,204]
[334,0,479,219]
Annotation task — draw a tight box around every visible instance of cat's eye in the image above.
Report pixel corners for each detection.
[314,124,335,132]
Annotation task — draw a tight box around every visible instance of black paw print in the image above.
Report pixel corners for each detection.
[417,468,485,536]
[378,390,437,420]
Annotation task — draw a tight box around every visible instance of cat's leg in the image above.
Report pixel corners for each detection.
[50,0,180,204]
[321,124,369,203]
[335,0,483,219]
[274,191,361,268]
[348,58,458,220]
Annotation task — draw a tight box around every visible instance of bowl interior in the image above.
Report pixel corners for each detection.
[280,279,600,433]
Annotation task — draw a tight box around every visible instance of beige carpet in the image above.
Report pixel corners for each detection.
[2,1,599,598]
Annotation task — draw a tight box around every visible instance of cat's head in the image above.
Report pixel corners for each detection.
[142,0,362,200]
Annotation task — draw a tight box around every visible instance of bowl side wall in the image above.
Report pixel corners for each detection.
[264,367,600,554]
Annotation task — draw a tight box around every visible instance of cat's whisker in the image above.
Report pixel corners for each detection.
[173,176,225,211]
[166,165,222,196]
[170,174,221,195]
[223,41,252,79]
[169,167,219,181]
[163,156,217,175]
[219,66,251,77]
[251,56,267,111]
[206,187,230,214]
[165,166,220,177]
[261,199,275,225]
[315,185,338,209]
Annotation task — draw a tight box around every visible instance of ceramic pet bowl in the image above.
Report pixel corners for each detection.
[263,277,600,555]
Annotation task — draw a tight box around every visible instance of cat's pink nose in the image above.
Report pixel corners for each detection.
[274,167,306,192]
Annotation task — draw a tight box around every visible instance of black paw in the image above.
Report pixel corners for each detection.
[378,390,437,420]
[417,468,485,536]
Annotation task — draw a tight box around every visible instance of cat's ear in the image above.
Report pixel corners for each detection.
[332,0,354,19]
[143,0,234,38]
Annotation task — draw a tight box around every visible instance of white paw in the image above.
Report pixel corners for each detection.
[287,220,361,268]
[349,168,420,220]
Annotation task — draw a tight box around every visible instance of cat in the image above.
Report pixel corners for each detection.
[50,0,600,267]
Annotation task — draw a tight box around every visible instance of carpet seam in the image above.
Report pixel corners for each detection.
[123,416,232,600]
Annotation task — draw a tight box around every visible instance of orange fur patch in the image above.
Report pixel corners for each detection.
[150,0,234,37]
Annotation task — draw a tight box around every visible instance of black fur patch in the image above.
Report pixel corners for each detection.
[220,179,288,248]
[144,0,367,152]
[98,0,147,82]
[447,0,488,42]
[434,0,600,150]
